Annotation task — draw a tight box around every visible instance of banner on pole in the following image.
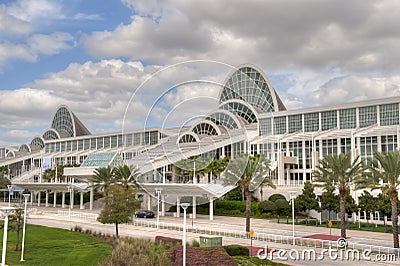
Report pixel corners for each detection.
[42,156,52,173]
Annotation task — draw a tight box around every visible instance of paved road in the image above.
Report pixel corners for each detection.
[21,206,400,266]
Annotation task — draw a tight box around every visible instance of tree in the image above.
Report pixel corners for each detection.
[358,150,400,248]
[9,204,24,251]
[313,152,363,238]
[295,182,320,219]
[320,184,339,218]
[97,185,141,237]
[358,191,376,224]
[90,166,116,199]
[114,165,141,191]
[268,194,286,202]
[258,200,277,214]
[224,154,276,232]
[275,199,290,215]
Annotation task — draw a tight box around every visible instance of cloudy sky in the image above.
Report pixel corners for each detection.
[1,0,400,146]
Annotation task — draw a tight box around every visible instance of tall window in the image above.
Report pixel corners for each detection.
[381,135,397,152]
[273,116,286,135]
[380,103,399,126]
[288,114,302,133]
[360,136,378,163]
[359,106,377,128]
[321,110,337,130]
[339,108,356,129]
[259,118,272,135]
[304,113,319,132]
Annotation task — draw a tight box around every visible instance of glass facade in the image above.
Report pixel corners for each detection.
[51,106,74,137]
[359,106,377,128]
[381,135,397,152]
[43,129,59,140]
[192,123,218,136]
[220,66,275,112]
[288,114,302,133]
[273,116,286,135]
[259,118,272,135]
[321,110,337,130]
[206,112,239,129]
[339,108,356,129]
[379,103,399,126]
[360,136,378,163]
[304,113,319,132]
[220,101,257,123]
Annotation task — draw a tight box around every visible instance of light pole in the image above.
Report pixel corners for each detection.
[181,203,190,266]
[155,189,161,229]
[7,185,12,207]
[0,207,15,266]
[289,191,296,245]
[358,208,361,229]
[67,186,73,219]
[20,193,30,261]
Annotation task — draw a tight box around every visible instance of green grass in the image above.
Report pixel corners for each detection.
[1,224,112,266]
[233,256,288,265]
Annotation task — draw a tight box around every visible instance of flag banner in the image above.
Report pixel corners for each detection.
[42,156,52,173]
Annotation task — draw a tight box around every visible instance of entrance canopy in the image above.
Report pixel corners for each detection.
[139,183,235,199]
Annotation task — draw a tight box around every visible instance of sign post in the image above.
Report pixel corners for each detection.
[328,220,333,247]
[249,229,254,256]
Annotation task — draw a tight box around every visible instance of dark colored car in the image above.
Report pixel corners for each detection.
[135,210,155,218]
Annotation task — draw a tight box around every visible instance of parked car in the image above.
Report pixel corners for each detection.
[135,210,155,218]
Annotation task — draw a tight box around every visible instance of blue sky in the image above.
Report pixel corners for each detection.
[1,0,400,146]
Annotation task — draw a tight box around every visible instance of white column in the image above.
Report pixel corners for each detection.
[209,197,214,221]
[37,192,41,207]
[53,192,57,207]
[161,195,165,217]
[61,192,65,208]
[176,196,180,218]
[80,192,84,210]
[89,187,94,210]
[45,191,49,207]
[30,192,33,206]
[192,196,197,219]
[147,194,151,210]
[70,190,74,209]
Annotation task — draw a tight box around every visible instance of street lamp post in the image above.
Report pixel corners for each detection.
[20,193,30,261]
[7,185,12,207]
[155,189,161,229]
[289,191,296,245]
[181,203,190,266]
[0,207,15,266]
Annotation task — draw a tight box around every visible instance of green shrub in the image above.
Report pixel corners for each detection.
[223,245,249,256]
[191,239,200,247]
[275,199,290,215]
[258,200,277,214]
[268,193,286,202]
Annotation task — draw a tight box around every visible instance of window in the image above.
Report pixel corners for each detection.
[304,113,319,132]
[339,108,356,129]
[259,118,272,135]
[380,103,399,126]
[273,116,286,135]
[288,114,302,133]
[381,135,397,152]
[321,111,337,130]
[359,106,377,128]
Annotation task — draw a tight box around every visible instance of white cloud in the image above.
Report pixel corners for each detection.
[8,0,64,22]
[0,4,32,34]
[28,32,74,55]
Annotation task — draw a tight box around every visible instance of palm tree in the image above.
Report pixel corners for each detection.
[225,154,275,232]
[313,152,363,239]
[114,164,141,191]
[358,150,400,248]
[90,166,115,198]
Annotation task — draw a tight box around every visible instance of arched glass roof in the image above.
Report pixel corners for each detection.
[18,144,31,153]
[205,110,241,129]
[51,106,75,137]
[220,100,258,124]
[191,121,220,136]
[31,136,45,148]
[178,134,198,143]
[43,129,60,140]
[219,65,286,112]
[6,151,15,158]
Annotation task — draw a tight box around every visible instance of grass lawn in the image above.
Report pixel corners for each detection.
[0,224,112,266]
